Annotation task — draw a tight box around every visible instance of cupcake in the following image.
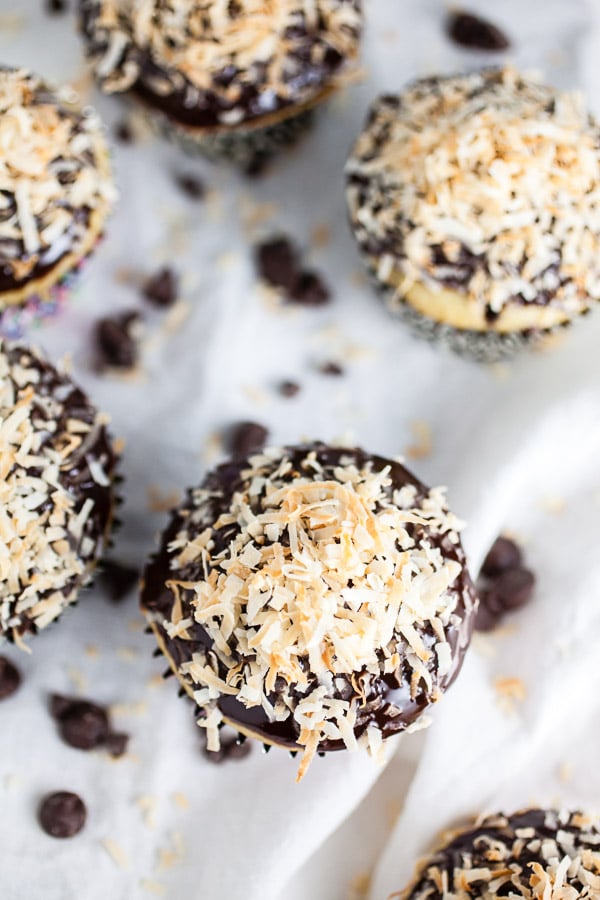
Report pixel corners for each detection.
[141,443,477,779]
[0,67,116,337]
[346,67,600,362]
[0,342,119,645]
[400,809,600,899]
[79,0,362,170]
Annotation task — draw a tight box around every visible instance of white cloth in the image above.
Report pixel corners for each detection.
[2,1,600,899]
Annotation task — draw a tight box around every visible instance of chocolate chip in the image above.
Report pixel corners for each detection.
[50,695,110,750]
[105,732,129,758]
[289,270,331,307]
[227,421,269,458]
[319,361,344,376]
[95,312,140,370]
[114,120,134,144]
[175,173,205,200]
[0,656,21,700]
[490,567,535,611]
[481,537,522,578]
[446,11,510,50]
[46,0,68,13]
[98,560,139,602]
[474,590,500,633]
[143,267,178,307]
[201,734,252,764]
[279,380,301,398]
[255,237,300,292]
[39,792,86,838]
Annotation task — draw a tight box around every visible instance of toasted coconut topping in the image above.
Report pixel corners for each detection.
[0,67,115,286]
[404,809,600,900]
[0,342,117,641]
[80,0,362,126]
[346,67,600,316]
[145,445,473,777]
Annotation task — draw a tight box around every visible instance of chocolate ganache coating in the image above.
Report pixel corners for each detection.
[141,444,477,772]
[404,809,600,899]
[79,0,362,131]
[0,68,115,299]
[0,342,119,642]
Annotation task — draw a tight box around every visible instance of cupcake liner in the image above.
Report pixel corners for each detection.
[365,260,573,364]
[0,238,102,339]
[147,106,315,170]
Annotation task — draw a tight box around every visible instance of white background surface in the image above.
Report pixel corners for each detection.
[1,1,600,898]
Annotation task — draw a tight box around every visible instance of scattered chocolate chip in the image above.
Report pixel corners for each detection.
[475,535,535,631]
[98,560,139,602]
[51,695,110,750]
[446,11,510,51]
[319,361,344,376]
[39,792,86,838]
[489,567,536,611]
[227,421,269,458]
[279,380,301,398]
[143,267,179,308]
[255,237,300,292]
[0,656,21,700]
[114,120,134,144]
[95,311,140,370]
[244,153,270,178]
[175,173,205,200]
[201,733,252,764]
[473,590,500,632]
[45,0,68,14]
[289,270,331,307]
[105,732,129,758]
[481,536,522,578]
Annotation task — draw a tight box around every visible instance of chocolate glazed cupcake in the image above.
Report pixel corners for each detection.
[79,0,362,170]
[0,342,119,645]
[0,68,116,337]
[400,809,600,899]
[141,443,477,779]
[346,67,600,362]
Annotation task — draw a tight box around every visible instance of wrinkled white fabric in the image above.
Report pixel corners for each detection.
[1,1,600,899]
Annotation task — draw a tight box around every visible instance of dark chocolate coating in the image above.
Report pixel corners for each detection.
[405,809,600,899]
[1,344,118,639]
[79,1,362,130]
[141,443,477,752]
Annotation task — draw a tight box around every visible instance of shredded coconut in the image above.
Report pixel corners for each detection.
[145,445,474,777]
[0,342,117,641]
[404,809,600,900]
[0,68,116,287]
[346,67,600,316]
[81,0,362,126]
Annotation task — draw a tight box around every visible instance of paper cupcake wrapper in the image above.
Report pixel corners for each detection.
[361,257,576,364]
[0,241,101,340]
[146,106,315,169]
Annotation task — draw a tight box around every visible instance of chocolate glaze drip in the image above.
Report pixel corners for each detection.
[406,809,599,899]
[141,443,477,752]
[79,1,362,130]
[2,344,118,638]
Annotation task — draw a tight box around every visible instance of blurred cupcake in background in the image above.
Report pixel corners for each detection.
[0,341,120,646]
[0,67,116,337]
[346,67,600,362]
[79,0,363,171]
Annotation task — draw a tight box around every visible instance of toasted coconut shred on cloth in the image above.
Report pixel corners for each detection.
[3,2,600,900]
